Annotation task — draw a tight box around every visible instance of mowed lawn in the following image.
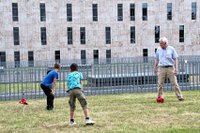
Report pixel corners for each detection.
[0,90,199,133]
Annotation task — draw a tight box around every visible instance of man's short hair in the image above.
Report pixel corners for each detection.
[159,37,168,44]
[70,63,78,71]
[54,63,61,69]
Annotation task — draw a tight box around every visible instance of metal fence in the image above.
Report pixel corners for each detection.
[0,56,200,100]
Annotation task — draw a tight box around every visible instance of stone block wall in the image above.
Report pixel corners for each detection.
[0,0,199,62]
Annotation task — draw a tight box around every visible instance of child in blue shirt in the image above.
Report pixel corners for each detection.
[41,63,60,110]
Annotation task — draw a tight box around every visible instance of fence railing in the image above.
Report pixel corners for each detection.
[0,56,200,100]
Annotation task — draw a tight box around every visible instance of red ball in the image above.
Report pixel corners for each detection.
[156,97,164,103]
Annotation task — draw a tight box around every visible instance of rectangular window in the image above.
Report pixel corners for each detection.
[93,50,99,64]
[130,3,135,21]
[92,4,98,21]
[117,4,123,21]
[179,25,184,42]
[143,49,148,63]
[12,3,18,21]
[55,50,60,63]
[155,26,160,43]
[67,27,73,44]
[106,50,111,64]
[130,26,135,44]
[80,27,86,44]
[14,51,20,68]
[167,3,172,20]
[28,51,34,67]
[66,4,72,22]
[81,50,86,64]
[192,2,196,20]
[41,27,47,45]
[142,3,148,21]
[13,27,20,45]
[0,52,6,67]
[40,3,46,21]
[105,27,111,44]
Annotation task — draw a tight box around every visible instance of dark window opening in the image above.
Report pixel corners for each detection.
[130,26,135,44]
[179,25,184,42]
[142,3,148,21]
[13,27,20,45]
[155,26,160,43]
[67,27,73,44]
[155,48,157,53]
[0,52,6,67]
[105,27,111,44]
[14,51,20,68]
[130,4,135,21]
[167,3,172,20]
[106,50,111,64]
[93,50,99,64]
[192,2,196,20]
[40,3,46,21]
[92,4,98,21]
[67,4,72,21]
[41,27,47,45]
[143,49,148,63]
[28,51,34,67]
[55,51,60,63]
[81,50,86,64]
[117,4,123,21]
[80,27,86,44]
[12,3,18,21]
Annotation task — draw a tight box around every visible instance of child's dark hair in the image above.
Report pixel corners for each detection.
[70,63,78,72]
[54,63,61,69]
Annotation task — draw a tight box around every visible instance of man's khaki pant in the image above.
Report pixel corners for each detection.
[157,67,183,99]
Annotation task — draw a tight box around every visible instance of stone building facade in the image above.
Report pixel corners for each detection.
[0,0,199,66]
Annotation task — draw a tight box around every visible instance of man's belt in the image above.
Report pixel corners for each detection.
[160,65,173,68]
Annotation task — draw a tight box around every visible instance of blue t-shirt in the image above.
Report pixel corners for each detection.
[66,71,83,91]
[41,70,58,88]
[155,46,178,66]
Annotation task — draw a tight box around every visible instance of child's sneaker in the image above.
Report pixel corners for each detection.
[46,106,53,111]
[69,121,76,126]
[85,119,95,125]
[178,97,184,101]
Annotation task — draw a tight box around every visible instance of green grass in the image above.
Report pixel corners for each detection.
[0,90,200,133]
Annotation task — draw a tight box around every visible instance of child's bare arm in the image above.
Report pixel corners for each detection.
[80,80,84,92]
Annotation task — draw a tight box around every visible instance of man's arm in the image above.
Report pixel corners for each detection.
[174,58,178,75]
[154,59,159,75]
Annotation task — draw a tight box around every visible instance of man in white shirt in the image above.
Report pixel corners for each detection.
[154,37,184,101]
